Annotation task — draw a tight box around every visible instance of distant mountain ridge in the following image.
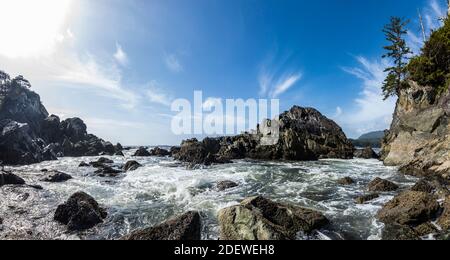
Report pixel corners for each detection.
[350,130,386,148]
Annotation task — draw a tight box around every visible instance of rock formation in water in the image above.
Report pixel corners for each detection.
[0,71,122,165]
[218,196,329,240]
[175,106,354,166]
[122,211,201,240]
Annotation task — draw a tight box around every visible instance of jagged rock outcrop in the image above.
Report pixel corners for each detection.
[175,106,354,166]
[0,171,25,187]
[54,192,107,231]
[367,178,399,192]
[150,147,171,157]
[122,211,201,240]
[0,71,120,165]
[354,147,380,159]
[218,196,329,240]
[382,81,450,179]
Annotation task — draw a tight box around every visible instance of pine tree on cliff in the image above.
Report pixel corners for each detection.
[382,17,412,100]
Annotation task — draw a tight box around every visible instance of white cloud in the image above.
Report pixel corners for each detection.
[338,57,396,137]
[164,54,183,73]
[114,43,129,66]
[259,70,302,98]
[270,73,302,98]
[0,31,139,110]
[146,81,173,107]
[335,106,343,117]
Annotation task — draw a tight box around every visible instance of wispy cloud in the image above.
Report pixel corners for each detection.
[338,57,396,137]
[164,53,183,73]
[258,68,302,98]
[114,43,129,66]
[146,81,173,107]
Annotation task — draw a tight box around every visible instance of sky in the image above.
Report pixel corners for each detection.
[0,0,448,145]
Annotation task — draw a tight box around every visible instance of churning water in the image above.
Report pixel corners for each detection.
[4,149,418,240]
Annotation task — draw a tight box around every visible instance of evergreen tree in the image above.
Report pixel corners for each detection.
[382,17,412,99]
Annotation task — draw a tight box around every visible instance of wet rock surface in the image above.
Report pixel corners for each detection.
[134,147,151,157]
[122,211,201,240]
[337,177,355,185]
[217,180,239,191]
[218,196,329,240]
[354,147,380,159]
[367,178,399,192]
[355,194,379,204]
[54,192,107,231]
[124,160,142,172]
[0,171,26,186]
[41,171,72,183]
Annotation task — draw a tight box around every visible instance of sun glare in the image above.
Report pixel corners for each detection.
[0,0,73,58]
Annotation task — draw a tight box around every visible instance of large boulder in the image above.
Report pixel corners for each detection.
[150,147,171,157]
[368,178,399,192]
[54,192,107,231]
[0,171,26,186]
[41,171,72,183]
[354,147,379,159]
[175,106,354,166]
[124,160,142,172]
[218,196,329,240]
[122,211,201,240]
[134,147,151,157]
[217,180,239,191]
[377,191,440,226]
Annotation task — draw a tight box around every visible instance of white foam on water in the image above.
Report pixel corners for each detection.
[8,155,416,240]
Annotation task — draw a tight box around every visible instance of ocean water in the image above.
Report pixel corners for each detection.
[6,149,418,240]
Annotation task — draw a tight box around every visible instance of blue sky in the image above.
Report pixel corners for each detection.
[0,0,448,145]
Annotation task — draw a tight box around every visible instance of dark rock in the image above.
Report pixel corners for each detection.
[0,72,118,165]
[368,178,399,192]
[170,146,181,156]
[78,161,90,167]
[337,177,355,185]
[27,184,43,190]
[382,223,420,240]
[54,192,107,231]
[411,180,435,193]
[96,157,114,164]
[94,166,122,177]
[377,191,440,226]
[41,171,72,183]
[174,106,355,166]
[150,147,171,157]
[122,211,201,240]
[217,180,239,191]
[134,147,151,157]
[0,120,56,165]
[124,161,142,172]
[354,147,380,159]
[114,151,124,156]
[0,171,26,186]
[414,222,439,236]
[355,194,379,204]
[218,196,329,240]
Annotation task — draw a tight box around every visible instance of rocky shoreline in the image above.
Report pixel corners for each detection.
[1,70,449,240]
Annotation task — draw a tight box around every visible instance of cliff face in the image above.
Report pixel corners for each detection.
[0,70,121,165]
[381,81,450,179]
